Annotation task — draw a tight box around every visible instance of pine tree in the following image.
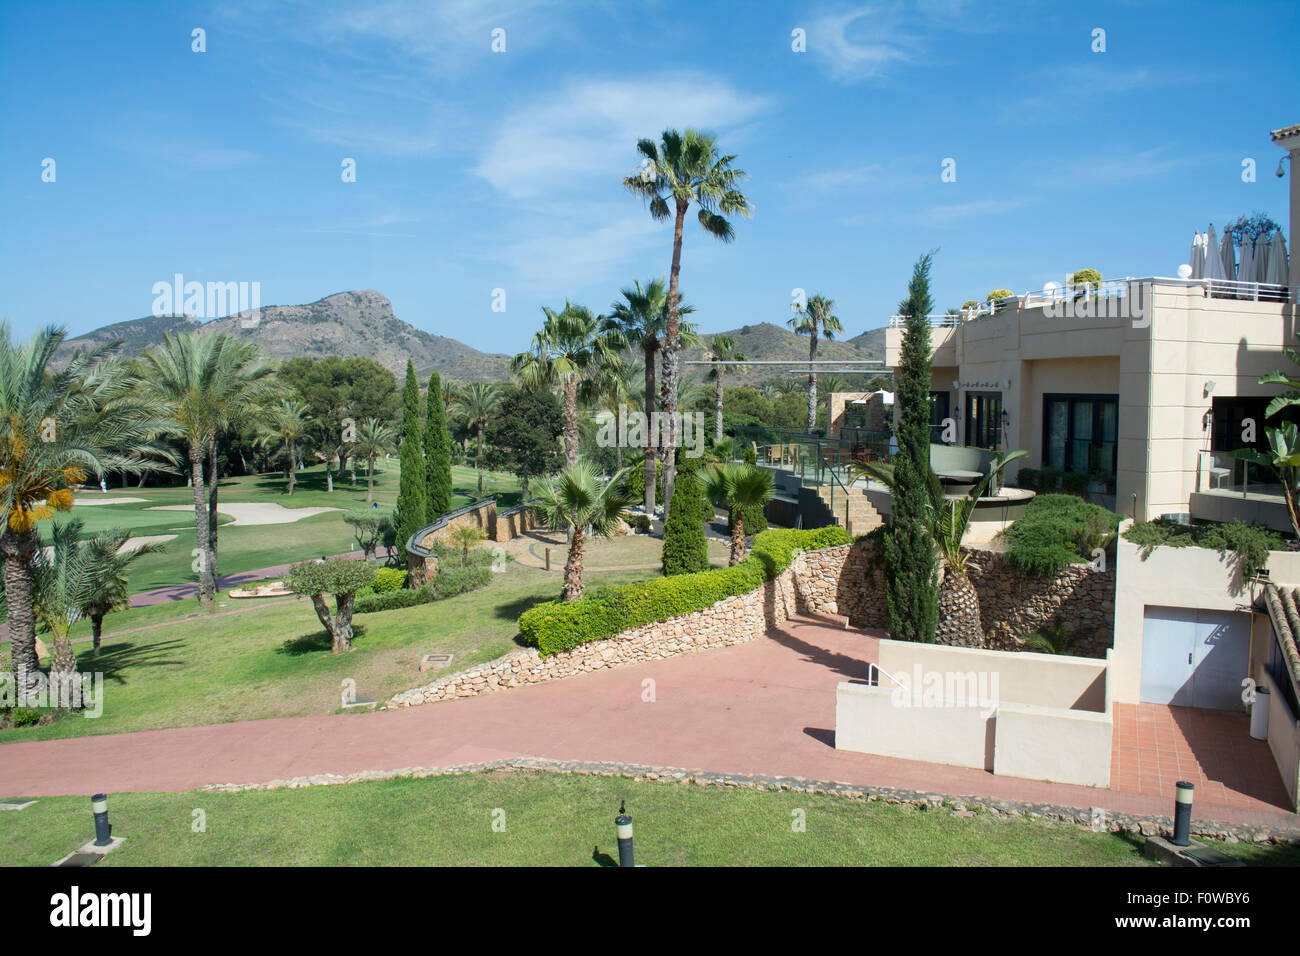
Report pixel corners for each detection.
[886,253,939,642]
[661,454,711,575]
[393,361,427,560]
[425,372,453,519]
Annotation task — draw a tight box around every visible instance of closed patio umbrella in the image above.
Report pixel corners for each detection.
[1203,224,1225,282]
[1265,231,1290,297]
[1219,230,1236,284]
[1237,235,1256,291]
[1189,231,1203,279]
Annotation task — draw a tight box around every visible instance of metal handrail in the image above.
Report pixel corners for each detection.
[867,662,906,689]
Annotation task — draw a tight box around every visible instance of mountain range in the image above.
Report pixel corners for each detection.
[52,290,888,386]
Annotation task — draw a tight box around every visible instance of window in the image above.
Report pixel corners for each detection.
[1043,394,1117,476]
[929,391,951,443]
[965,392,1003,449]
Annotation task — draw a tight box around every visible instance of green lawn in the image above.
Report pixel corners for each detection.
[13,770,1288,867]
[1,560,653,743]
[40,460,522,594]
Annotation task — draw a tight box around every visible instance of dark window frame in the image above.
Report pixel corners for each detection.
[1042,393,1119,477]
[929,391,951,443]
[965,391,1003,450]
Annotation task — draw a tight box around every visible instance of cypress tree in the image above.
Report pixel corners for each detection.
[425,372,453,519]
[661,454,710,575]
[393,361,427,560]
[886,253,939,642]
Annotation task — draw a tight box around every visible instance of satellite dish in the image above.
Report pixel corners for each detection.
[1177,264,1193,279]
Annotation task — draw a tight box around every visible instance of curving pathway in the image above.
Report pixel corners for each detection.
[1,614,1295,832]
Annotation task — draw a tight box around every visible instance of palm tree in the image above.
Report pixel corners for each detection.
[452,383,500,493]
[256,399,313,495]
[788,294,844,432]
[853,450,1026,647]
[138,332,275,612]
[531,462,632,601]
[698,463,773,565]
[706,334,747,442]
[580,360,638,471]
[512,303,623,468]
[624,129,751,515]
[71,525,168,657]
[759,383,783,403]
[0,324,171,698]
[350,418,396,503]
[602,278,697,513]
[448,524,486,567]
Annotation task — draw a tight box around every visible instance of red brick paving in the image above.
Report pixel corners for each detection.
[1110,702,1291,811]
[1,615,1296,831]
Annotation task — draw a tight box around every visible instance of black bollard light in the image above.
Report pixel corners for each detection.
[615,799,634,867]
[1172,781,1194,847]
[91,793,112,847]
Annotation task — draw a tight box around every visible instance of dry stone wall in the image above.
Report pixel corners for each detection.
[795,539,1115,657]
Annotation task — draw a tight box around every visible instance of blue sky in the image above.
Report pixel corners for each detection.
[1,0,1296,353]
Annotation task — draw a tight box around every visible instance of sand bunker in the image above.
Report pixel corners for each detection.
[147,503,340,526]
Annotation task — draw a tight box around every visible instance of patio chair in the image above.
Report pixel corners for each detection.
[1208,456,1231,490]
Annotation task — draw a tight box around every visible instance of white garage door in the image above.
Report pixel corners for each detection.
[1140,606,1249,711]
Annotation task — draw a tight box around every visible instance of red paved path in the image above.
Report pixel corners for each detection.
[2,615,1296,830]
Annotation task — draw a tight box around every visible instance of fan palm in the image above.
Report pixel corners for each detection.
[580,361,638,470]
[698,463,773,565]
[137,332,276,611]
[255,399,313,495]
[853,449,1026,647]
[453,383,501,492]
[512,303,623,468]
[1,323,172,698]
[74,525,168,657]
[352,418,396,503]
[601,278,698,512]
[448,524,487,567]
[624,129,751,513]
[788,294,844,431]
[706,334,746,442]
[531,462,632,601]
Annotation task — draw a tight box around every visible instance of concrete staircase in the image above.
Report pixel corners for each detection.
[810,483,883,537]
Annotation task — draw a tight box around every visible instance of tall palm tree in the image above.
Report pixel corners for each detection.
[580,360,638,470]
[531,462,632,601]
[138,333,275,612]
[602,278,700,513]
[352,418,396,503]
[788,294,844,432]
[624,129,751,515]
[256,399,313,495]
[73,522,167,658]
[452,383,500,492]
[698,463,773,565]
[853,450,1026,647]
[511,302,623,468]
[0,323,171,699]
[706,334,746,442]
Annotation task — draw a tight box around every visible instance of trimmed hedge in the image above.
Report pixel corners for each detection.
[373,567,408,593]
[519,526,850,657]
[354,564,492,614]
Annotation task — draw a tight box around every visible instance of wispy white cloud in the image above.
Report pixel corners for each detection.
[501,213,666,285]
[475,73,770,201]
[910,197,1029,228]
[797,164,884,191]
[805,4,918,83]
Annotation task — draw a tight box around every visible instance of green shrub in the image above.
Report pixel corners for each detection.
[430,563,492,599]
[1000,494,1121,576]
[354,585,432,614]
[626,513,652,532]
[519,526,850,656]
[1123,518,1283,580]
[372,567,408,593]
[662,456,710,576]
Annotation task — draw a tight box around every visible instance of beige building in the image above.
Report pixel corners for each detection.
[884,281,1299,529]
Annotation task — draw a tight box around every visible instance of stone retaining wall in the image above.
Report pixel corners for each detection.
[388,552,806,708]
[796,539,1115,657]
